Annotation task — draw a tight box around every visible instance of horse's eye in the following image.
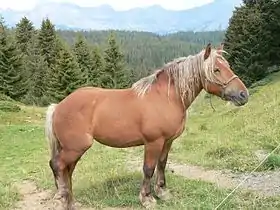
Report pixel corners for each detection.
[214,69,220,73]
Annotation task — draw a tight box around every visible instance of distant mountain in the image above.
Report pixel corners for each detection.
[0,0,243,33]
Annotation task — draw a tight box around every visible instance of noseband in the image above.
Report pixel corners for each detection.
[219,75,239,89]
[219,75,239,99]
[205,74,239,99]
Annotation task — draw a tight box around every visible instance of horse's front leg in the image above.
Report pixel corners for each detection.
[139,138,165,209]
[154,140,173,201]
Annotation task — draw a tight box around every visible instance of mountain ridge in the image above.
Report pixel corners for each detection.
[0,0,243,33]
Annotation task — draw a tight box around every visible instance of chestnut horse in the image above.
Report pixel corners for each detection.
[45,43,249,209]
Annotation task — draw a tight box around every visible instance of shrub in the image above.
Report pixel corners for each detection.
[0,101,21,112]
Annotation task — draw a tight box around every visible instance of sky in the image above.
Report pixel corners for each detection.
[0,0,214,11]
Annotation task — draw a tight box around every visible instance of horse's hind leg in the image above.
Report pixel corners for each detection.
[49,153,60,189]
[139,138,165,209]
[52,134,93,210]
[154,140,173,201]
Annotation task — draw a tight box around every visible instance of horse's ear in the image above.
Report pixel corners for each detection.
[217,42,224,55]
[204,43,211,60]
[155,69,164,78]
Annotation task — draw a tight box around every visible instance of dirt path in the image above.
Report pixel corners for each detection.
[12,180,131,210]
[128,157,280,197]
[168,162,280,196]
[13,180,62,210]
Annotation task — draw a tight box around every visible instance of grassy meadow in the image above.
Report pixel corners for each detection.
[1,73,280,209]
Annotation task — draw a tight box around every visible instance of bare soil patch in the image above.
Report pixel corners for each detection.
[13,180,60,210]
[12,180,131,210]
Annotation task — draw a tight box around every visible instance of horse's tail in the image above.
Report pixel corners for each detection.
[45,103,60,160]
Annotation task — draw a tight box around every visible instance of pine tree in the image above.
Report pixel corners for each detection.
[224,3,267,86]
[103,32,130,88]
[37,19,67,101]
[243,0,258,6]
[23,34,49,106]
[15,16,35,54]
[14,17,37,98]
[225,0,280,86]
[48,41,83,103]
[0,17,27,100]
[89,46,103,87]
[73,35,98,86]
[258,0,280,69]
[37,18,57,68]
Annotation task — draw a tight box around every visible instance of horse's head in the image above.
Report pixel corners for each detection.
[202,43,249,106]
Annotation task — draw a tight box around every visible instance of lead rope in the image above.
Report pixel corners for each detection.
[214,143,280,209]
[205,78,216,112]
[209,94,216,112]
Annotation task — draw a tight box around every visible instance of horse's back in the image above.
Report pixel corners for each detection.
[53,86,137,124]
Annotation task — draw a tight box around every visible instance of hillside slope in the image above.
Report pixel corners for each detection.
[170,71,280,172]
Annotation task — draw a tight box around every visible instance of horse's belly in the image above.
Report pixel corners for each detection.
[95,137,144,148]
[93,129,144,148]
[92,114,144,148]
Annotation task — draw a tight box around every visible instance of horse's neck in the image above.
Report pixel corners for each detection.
[183,82,203,110]
[153,70,203,110]
[153,72,183,106]
[152,72,182,112]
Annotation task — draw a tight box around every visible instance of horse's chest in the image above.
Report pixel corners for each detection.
[164,116,186,140]
[143,111,186,141]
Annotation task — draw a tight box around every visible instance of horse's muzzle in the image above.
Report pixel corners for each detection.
[224,90,249,106]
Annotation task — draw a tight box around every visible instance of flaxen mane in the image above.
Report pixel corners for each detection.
[132,48,228,103]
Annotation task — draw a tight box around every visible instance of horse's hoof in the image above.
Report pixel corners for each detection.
[154,187,172,201]
[53,192,63,200]
[139,193,157,209]
[53,192,70,210]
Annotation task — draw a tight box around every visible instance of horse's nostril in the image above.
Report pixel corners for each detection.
[239,91,247,99]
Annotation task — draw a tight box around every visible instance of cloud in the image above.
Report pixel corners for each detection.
[0,0,214,11]
[0,0,38,11]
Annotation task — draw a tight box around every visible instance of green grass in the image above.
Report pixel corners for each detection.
[1,72,280,209]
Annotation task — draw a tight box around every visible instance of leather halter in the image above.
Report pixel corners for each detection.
[205,74,239,99]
